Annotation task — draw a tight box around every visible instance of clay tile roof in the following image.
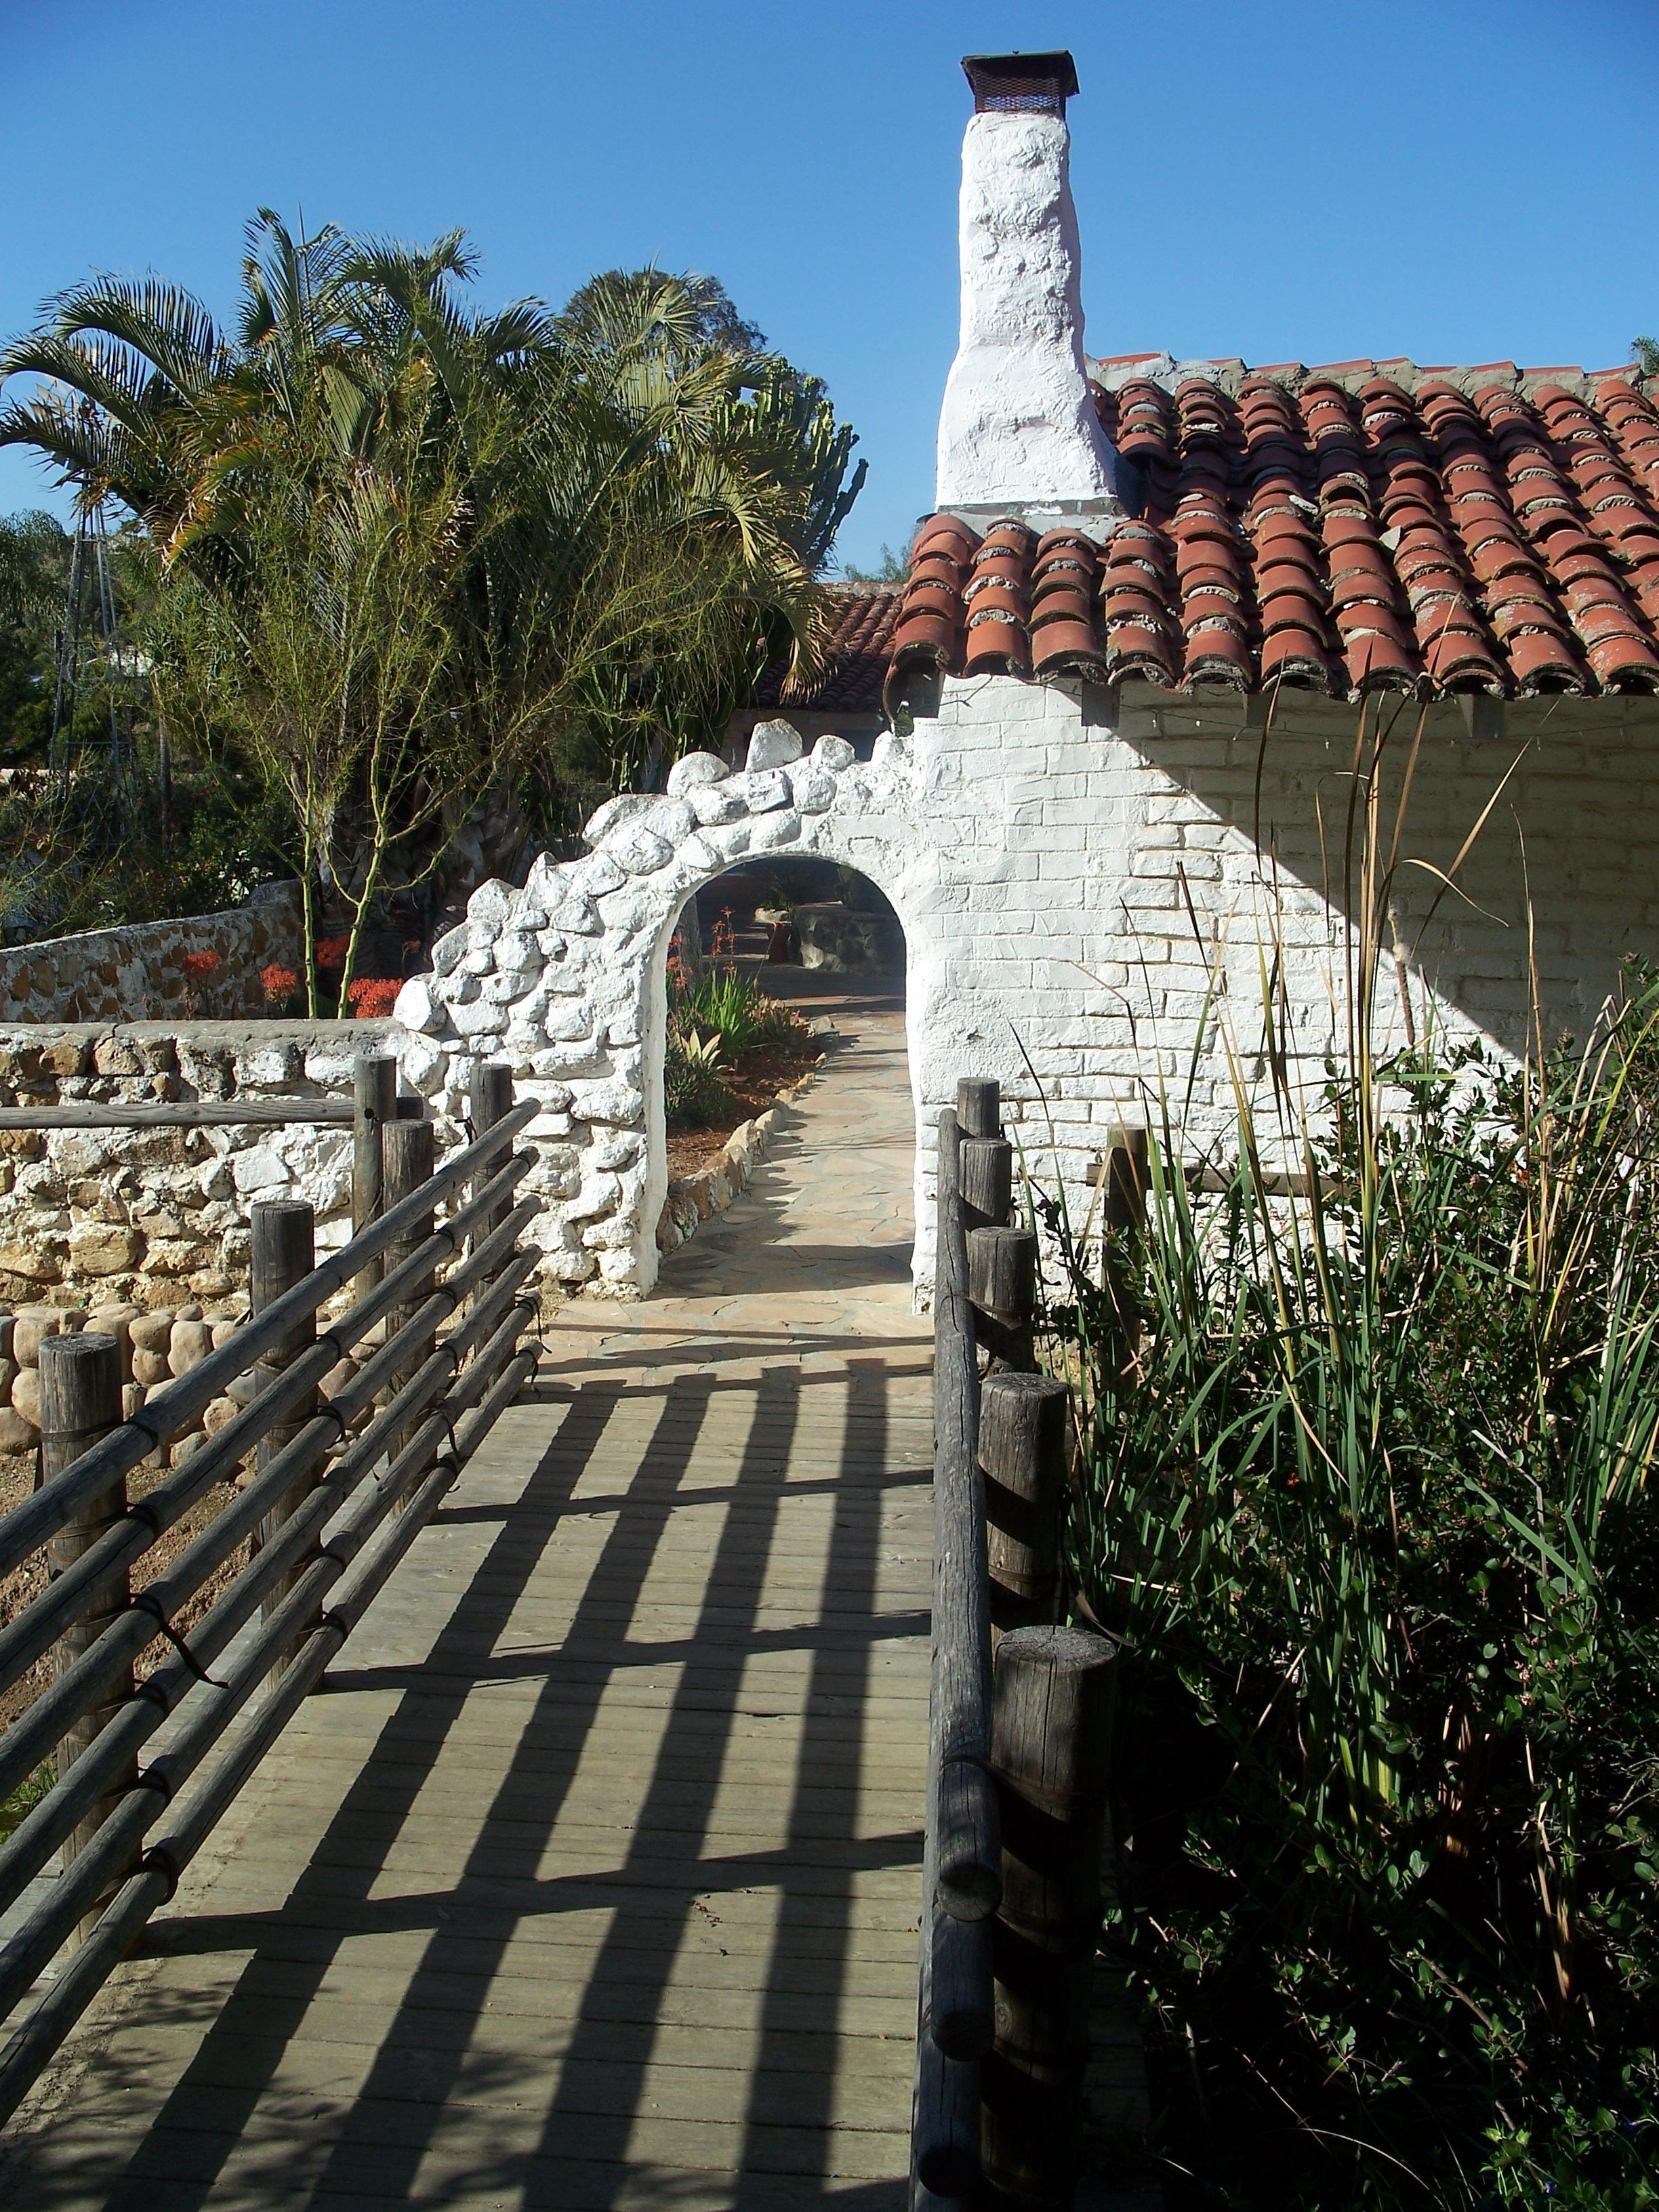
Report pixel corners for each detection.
[752,586,903,712]
[880,359,1659,708]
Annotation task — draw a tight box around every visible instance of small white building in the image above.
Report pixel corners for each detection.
[397,49,1659,1300]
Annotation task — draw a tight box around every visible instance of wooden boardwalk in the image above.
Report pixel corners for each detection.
[3,1006,938,2209]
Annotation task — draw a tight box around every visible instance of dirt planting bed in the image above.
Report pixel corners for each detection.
[663,1032,823,1181]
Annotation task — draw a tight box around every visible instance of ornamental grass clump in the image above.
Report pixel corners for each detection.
[674,964,805,1056]
[661,956,806,1130]
[1042,722,1659,2208]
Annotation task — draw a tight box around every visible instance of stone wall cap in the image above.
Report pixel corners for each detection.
[0,1017,399,1048]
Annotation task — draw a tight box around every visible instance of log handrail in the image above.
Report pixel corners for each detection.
[0,1059,544,2126]
[911,1092,1001,2201]
[0,1101,358,1129]
[0,1098,536,1583]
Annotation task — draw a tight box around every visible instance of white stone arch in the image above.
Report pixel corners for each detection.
[393,722,935,1299]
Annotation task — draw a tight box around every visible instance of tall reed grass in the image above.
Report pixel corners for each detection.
[1042,711,1659,2208]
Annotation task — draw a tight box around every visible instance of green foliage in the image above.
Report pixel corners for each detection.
[661,960,806,1132]
[0,219,865,988]
[663,1023,730,1128]
[1634,336,1659,380]
[1048,1003,1659,2200]
[0,750,284,942]
[0,510,69,756]
[672,964,802,1057]
[0,1764,52,1844]
[841,541,911,583]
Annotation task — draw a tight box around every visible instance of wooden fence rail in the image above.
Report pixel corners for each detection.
[0,1057,544,2127]
[912,1079,1118,2211]
[0,1101,360,1130]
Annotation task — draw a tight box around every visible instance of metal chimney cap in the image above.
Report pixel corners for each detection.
[960,52,1080,116]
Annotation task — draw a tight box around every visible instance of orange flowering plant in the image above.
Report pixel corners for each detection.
[260,962,300,1015]
[346,977,401,1019]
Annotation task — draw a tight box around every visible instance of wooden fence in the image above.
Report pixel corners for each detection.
[912,1080,1118,2211]
[0,1055,542,2125]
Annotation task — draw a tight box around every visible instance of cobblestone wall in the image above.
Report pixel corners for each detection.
[0,882,302,1023]
[0,1017,413,1309]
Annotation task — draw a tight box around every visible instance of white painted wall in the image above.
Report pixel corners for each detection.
[390,688,1659,1305]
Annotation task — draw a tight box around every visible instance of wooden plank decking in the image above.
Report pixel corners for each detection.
[2,1006,938,2210]
[0,998,1153,2210]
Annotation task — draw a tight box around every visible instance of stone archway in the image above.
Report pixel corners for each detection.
[393,723,932,1298]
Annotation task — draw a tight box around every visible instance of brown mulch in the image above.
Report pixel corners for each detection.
[0,1448,251,1745]
[664,1033,823,1182]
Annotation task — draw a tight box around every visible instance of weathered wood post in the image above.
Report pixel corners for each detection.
[382,1116,437,1488]
[962,1078,1035,1375]
[983,1624,1118,2209]
[251,1200,319,1652]
[981,1372,1069,1635]
[912,1101,1001,2203]
[957,1076,1001,1143]
[39,1332,131,1919]
[470,1061,514,1250]
[959,1076,1015,1242]
[351,1051,397,1306]
[961,1136,1013,1237]
[968,1226,1038,1374]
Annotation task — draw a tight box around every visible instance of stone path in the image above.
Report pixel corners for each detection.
[3,1006,936,2209]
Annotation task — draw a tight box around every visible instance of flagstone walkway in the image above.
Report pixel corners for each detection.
[2,1003,937,2209]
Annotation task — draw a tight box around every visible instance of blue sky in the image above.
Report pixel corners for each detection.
[3,0,1656,574]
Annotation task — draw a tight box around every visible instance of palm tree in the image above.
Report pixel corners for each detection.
[0,216,865,998]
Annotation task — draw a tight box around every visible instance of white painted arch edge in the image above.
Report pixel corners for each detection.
[391,727,936,1300]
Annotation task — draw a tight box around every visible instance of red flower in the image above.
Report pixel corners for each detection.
[260,962,300,1000]
[347,977,401,1019]
[314,935,351,970]
[182,949,222,980]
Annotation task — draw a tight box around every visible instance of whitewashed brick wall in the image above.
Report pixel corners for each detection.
[392,682,1659,1303]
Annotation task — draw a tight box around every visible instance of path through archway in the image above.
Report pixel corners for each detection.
[654,857,910,1279]
[394,722,934,1300]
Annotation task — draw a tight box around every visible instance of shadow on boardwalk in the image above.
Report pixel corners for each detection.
[3,1005,934,2210]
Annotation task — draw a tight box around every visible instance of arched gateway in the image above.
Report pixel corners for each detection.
[394,721,938,1300]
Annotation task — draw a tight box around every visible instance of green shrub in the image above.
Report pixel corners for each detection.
[0,1764,52,1844]
[663,1024,731,1128]
[671,965,802,1056]
[1044,972,1659,2207]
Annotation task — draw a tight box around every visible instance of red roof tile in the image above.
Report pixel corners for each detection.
[753,586,901,713]
[882,362,1659,708]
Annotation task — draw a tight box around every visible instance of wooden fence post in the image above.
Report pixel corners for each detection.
[981,1372,1069,1635]
[982,1624,1118,2209]
[352,1052,397,1306]
[251,1201,319,1654]
[382,1117,437,1491]
[957,1076,1001,1141]
[968,1225,1038,1373]
[40,1332,130,1923]
[961,1136,1013,1236]
[470,1062,514,1250]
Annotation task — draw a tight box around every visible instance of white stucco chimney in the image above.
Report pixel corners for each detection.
[935,52,1120,539]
